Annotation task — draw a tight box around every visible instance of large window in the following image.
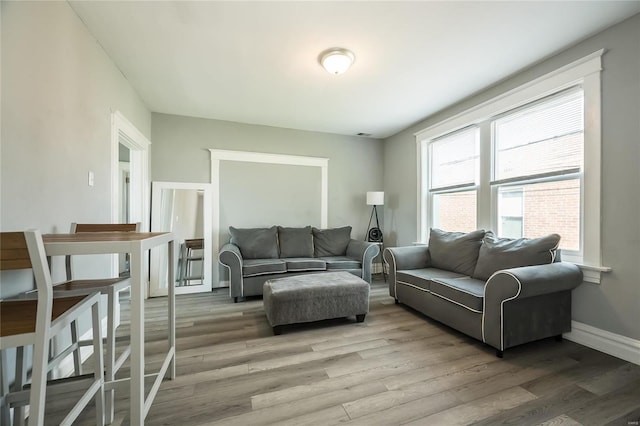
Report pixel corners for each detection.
[417,50,606,282]
[492,89,584,252]
[428,128,479,233]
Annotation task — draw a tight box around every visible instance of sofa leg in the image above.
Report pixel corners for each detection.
[555,334,563,342]
[356,314,366,323]
[233,297,238,303]
[394,298,399,304]
[273,326,282,335]
[495,349,504,358]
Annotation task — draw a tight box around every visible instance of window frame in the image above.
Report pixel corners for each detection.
[416,49,609,283]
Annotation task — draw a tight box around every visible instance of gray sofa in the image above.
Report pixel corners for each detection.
[383,229,583,357]
[219,225,380,302]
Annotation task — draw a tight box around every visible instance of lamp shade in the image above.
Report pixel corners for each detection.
[366,191,384,206]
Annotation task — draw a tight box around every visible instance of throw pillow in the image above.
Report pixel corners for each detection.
[229,226,278,259]
[472,231,561,280]
[278,226,314,258]
[312,226,352,257]
[428,228,486,276]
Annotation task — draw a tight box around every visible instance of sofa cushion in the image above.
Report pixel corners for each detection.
[283,258,326,272]
[472,232,561,281]
[428,229,485,276]
[278,226,314,258]
[397,268,466,292]
[230,226,279,259]
[430,277,485,312]
[312,226,352,257]
[242,258,286,277]
[320,256,361,270]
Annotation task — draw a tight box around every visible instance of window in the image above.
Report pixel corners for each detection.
[417,50,607,283]
[428,128,478,233]
[492,89,584,252]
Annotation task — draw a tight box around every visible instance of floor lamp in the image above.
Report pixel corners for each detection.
[366,191,384,243]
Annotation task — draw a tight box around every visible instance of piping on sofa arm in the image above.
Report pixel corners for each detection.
[482,262,583,351]
[383,246,431,298]
[346,239,380,283]
[219,243,243,301]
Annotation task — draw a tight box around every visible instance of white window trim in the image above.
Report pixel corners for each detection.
[416,49,610,284]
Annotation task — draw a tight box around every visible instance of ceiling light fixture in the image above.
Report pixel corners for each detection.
[319,48,355,75]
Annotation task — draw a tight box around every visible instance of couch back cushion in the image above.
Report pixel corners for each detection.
[278,226,314,258]
[428,229,485,276]
[229,226,278,259]
[312,226,352,257]
[472,231,561,280]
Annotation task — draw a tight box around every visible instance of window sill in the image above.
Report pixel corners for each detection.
[571,263,612,284]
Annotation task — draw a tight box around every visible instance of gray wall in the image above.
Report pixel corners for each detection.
[151,113,384,248]
[383,14,640,341]
[1,1,151,293]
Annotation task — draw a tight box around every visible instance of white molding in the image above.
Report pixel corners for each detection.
[209,149,329,286]
[564,321,640,365]
[111,111,151,298]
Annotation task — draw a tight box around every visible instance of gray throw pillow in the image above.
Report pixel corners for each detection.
[428,228,486,276]
[278,226,314,258]
[312,226,352,257]
[229,226,278,259]
[472,232,561,280]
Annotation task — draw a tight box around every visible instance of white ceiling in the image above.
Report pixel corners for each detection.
[69,1,640,139]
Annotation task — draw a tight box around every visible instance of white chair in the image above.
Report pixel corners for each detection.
[0,230,105,426]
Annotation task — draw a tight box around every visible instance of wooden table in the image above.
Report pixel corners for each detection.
[43,232,176,425]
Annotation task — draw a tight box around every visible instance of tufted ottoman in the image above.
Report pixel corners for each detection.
[263,271,370,334]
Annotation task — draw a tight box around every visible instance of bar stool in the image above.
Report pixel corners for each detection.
[176,238,204,286]
[0,230,105,426]
[53,222,139,423]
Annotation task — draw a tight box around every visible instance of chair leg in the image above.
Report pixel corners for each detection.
[29,333,50,426]
[1,350,11,426]
[13,346,27,426]
[105,288,116,424]
[91,301,106,426]
[71,320,83,375]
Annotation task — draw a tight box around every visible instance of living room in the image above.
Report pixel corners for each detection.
[2,1,640,425]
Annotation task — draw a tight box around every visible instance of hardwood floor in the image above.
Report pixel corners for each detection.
[48,277,639,425]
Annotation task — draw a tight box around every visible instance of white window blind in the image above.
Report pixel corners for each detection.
[429,127,479,191]
[493,89,584,184]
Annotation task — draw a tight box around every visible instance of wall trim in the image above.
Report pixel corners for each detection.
[209,149,329,286]
[564,320,640,365]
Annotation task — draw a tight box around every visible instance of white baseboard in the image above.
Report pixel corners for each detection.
[564,320,640,365]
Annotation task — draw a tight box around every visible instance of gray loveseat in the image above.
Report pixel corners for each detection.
[383,229,583,357]
[219,226,380,302]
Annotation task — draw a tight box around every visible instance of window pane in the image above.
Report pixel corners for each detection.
[494,90,584,181]
[433,190,477,232]
[430,128,478,189]
[497,179,580,251]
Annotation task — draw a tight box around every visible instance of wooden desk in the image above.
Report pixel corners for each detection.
[43,232,176,424]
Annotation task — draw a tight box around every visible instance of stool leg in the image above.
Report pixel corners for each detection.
[92,301,106,426]
[1,350,11,426]
[105,287,116,424]
[13,347,27,426]
[71,320,83,375]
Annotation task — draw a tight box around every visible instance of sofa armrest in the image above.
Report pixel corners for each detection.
[346,239,380,283]
[383,246,431,298]
[483,262,583,350]
[218,243,244,301]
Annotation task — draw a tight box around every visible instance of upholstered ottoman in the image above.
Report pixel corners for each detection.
[263,271,369,334]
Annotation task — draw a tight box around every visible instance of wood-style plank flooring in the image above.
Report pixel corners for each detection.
[47,277,640,425]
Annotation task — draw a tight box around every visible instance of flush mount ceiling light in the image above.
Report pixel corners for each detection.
[319,48,355,75]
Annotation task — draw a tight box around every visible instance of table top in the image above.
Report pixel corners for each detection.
[43,231,174,255]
